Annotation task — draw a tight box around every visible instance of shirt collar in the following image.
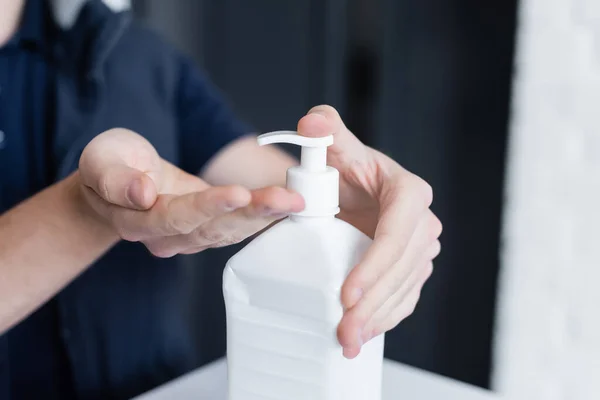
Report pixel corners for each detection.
[9,0,54,51]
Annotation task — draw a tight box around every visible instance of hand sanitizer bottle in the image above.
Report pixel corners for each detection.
[223,131,384,400]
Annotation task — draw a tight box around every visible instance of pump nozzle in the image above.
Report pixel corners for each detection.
[257,131,333,172]
[257,131,339,217]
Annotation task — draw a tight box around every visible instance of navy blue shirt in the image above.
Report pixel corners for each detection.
[0,1,251,398]
[0,0,51,201]
[0,1,74,399]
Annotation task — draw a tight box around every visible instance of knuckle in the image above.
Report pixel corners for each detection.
[408,293,421,314]
[169,218,195,235]
[165,215,194,236]
[424,261,434,278]
[191,195,215,219]
[428,241,441,260]
[396,308,412,324]
[181,245,208,255]
[117,227,139,242]
[163,217,180,235]
[164,216,195,236]
[398,299,418,322]
[211,236,245,248]
[195,227,226,244]
[417,178,434,207]
[111,218,138,242]
[146,243,177,259]
[98,173,112,202]
[348,307,371,329]
[406,302,417,317]
[161,199,196,235]
[113,225,127,239]
[428,214,443,241]
[386,274,403,298]
[344,270,372,299]
[397,174,433,208]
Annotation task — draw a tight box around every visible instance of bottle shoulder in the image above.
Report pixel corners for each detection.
[225,217,371,286]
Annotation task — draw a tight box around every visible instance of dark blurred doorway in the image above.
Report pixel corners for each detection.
[133,0,519,389]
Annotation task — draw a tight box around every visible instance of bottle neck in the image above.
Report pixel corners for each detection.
[285,166,340,217]
[300,146,327,172]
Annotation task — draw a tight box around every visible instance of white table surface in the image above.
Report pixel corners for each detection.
[134,358,499,400]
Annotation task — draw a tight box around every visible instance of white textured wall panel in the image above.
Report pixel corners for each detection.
[493,0,600,398]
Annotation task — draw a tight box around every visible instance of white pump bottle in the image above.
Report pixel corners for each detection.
[223,131,384,400]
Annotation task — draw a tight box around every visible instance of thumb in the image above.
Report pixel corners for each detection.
[89,165,158,210]
[79,128,160,210]
[297,105,364,158]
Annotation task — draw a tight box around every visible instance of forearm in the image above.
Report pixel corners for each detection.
[201,135,296,188]
[0,172,118,334]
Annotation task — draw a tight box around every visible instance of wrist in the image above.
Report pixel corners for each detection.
[63,172,120,245]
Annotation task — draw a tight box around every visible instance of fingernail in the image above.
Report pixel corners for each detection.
[223,203,237,212]
[309,109,329,119]
[343,347,352,358]
[270,212,289,219]
[343,346,360,359]
[356,329,364,348]
[260,206,289,218]
[259,206,273,216]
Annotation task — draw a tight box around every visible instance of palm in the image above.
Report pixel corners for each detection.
[336,157,382,238]
[80,128,208,209]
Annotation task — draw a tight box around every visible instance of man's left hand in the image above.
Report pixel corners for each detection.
[297,105,442,359]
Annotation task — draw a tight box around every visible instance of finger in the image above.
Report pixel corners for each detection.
[146,185,253,238]
[297,105,364,159]
[342,344,361,360]
[339,261,433,360]
[79,128,162,209]
[368,240,440,334]
[209,186,305,229]
[201,186,304,242]
[88,185,252,243]
[146,187,304,256]
[338,210,440,352]
[341,180,438,310]
[362,260,434,343]
[86,165,158,210]
[428,239,442,260]
[160,161,211,195]
[374,262,433,336]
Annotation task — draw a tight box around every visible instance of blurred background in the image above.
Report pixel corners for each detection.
[124,0,518,391]
[0,0,596,398]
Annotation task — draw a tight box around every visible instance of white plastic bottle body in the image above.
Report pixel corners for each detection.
[223,217,385,400]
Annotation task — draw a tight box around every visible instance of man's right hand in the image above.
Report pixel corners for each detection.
[78,128,304,257]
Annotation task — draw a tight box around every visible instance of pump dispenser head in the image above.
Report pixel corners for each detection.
[258,130,340,217]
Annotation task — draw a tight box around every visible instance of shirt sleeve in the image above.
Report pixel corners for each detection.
[175,54,252,175]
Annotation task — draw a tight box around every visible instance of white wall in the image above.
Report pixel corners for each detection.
[494,0,600,398]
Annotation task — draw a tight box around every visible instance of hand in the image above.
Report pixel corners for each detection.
[78,128,304,257]
[297,106,442,358]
